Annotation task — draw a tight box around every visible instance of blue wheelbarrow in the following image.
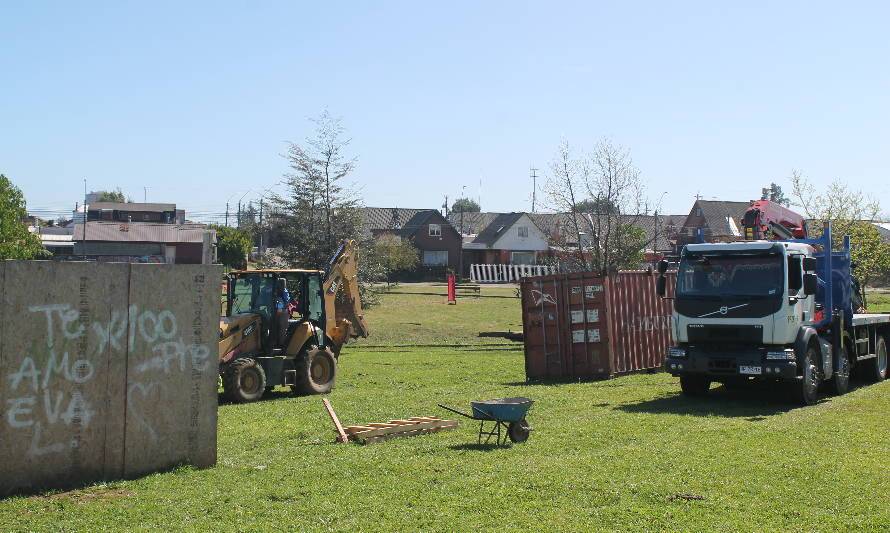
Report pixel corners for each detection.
[438,397,533,445]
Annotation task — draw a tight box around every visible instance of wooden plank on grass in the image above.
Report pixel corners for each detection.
[349,419,457,444]
[322,398,349,443]
[359,420,458,444]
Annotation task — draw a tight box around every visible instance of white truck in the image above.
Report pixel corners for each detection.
[656,223,888,405]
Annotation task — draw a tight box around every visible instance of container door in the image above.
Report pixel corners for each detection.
[521,275,565,379]
[563,273,610,378]
[607,271,676,374]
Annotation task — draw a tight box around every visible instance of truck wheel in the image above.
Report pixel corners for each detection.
[680,375,711,396]
[828,346,850,395]
[223,358,266,403]
[507,419,531,443]
[794,345,820,406]
[866,336,888,382]
[293,346,337,395]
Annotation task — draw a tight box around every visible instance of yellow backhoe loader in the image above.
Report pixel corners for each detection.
[218,240,368,402]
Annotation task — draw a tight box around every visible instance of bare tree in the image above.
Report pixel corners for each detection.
[544,141,587,268]
[544,138,659,274]
[790,169,889,288]
[790,169,880,232]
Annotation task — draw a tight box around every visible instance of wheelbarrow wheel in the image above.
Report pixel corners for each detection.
[507,418,531,443]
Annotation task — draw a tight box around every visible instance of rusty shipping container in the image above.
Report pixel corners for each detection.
[520,271,676,380]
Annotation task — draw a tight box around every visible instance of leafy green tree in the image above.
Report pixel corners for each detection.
[574,197,617,214]
[211,225,252,269]
[611,224,647,271]
[0,174,46,259]
[451,197,480,213]
[843,222,890,289]
[96,188,131,202]
[368,234,419,288]
[765,182,789,206]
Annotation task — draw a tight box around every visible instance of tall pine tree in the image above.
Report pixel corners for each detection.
[270,111,363,268]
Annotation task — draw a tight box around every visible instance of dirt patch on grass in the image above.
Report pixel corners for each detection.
[39,487,134,505]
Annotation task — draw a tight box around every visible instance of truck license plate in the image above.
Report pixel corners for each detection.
[739,365,762,375]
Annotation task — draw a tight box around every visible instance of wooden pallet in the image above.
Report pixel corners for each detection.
[343,417,458,444]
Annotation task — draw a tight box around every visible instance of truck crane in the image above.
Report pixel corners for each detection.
[217,240,368,402]
[741,199,809,240]
[657,206,888,405]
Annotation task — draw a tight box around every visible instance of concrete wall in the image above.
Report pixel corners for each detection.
[0,261,221,496]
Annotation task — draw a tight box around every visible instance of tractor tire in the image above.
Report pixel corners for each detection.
[293,345,337,395]
[828,345,850,395]
[792,345,820,406]
[679,375,711,396]
[865,336,888,383]
[223,358,267,403]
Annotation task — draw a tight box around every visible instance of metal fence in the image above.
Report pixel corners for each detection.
[470,263,558,283]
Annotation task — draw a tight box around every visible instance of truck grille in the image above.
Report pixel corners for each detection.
[687,324,762,344]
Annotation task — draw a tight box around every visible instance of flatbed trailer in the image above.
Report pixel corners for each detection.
[849,314,890,364]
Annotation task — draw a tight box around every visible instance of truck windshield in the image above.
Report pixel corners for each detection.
[677,253,783,299]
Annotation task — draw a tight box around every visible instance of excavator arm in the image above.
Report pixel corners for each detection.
[322,240,369,353]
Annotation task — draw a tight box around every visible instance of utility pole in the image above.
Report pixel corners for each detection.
[458,185,466,279]
[82,178,88,260]
[225,202,230,227]
[236,190,253,230]
[530,166,539,213]
[143,187,149,202]
[258,199,264,253]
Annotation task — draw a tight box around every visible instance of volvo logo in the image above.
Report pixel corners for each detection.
[699,303,749,318]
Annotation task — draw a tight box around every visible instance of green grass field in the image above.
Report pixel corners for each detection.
[867,290,890,313]
[1,285,888,531]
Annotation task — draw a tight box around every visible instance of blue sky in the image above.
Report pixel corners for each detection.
[3,1,888,223]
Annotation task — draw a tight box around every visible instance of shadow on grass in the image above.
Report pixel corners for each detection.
[383,290,518,299]
[614,385,802,418]
[501,380,576,387]
[478,331,523,342]
[217,387,304,406]
[448,443,507,452]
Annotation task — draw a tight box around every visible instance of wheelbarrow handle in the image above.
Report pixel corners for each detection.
[437,404,475,419]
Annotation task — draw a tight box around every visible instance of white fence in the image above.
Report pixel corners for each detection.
[469,263,557,283]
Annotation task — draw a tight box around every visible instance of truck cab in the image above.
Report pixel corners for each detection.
[661,224,888,404]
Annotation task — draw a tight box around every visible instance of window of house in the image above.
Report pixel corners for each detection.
[423,250,448,266]
[695,207,702,217]
[517,226,529,238]
[511,251,536,265]
[429,224,441,237]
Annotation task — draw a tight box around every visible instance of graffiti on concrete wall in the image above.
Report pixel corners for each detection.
[4,295,212,457]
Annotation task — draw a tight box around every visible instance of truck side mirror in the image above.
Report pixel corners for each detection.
[803,273,818,295]
[656,275,666,297]
[657,259,669,274]
[803,257,817,272]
